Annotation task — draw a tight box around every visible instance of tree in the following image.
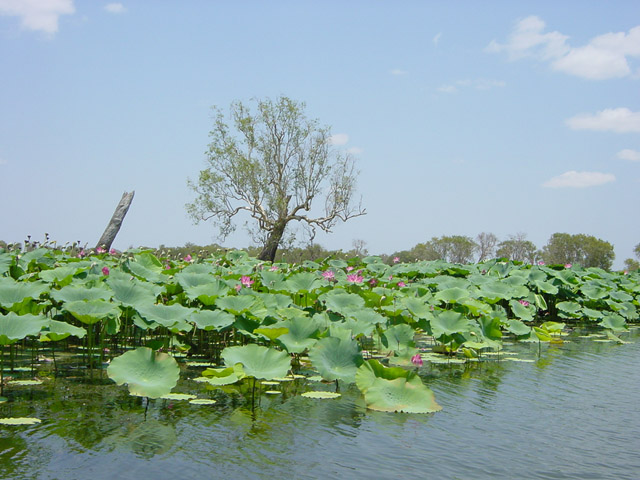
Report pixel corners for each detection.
[475,232,498,262]
[186,96,365,262]
[541,233,614,270]
[413,235,477,264]
[496,233,539,264]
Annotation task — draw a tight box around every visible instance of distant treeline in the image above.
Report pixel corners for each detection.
[2,232,639,272]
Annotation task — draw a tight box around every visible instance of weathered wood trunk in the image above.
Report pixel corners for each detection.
[257,220,287,262]
[96,191,135,251]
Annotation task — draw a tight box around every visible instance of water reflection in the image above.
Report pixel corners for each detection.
[0,329,639,479]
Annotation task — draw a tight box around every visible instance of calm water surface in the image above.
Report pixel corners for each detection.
[1,329,639,480]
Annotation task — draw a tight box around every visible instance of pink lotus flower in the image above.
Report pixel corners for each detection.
[411,354,423,367]
[564,263,572,268]
[270,265,279,271]
[519,299,530,306]
[102,267,110,276]
[184,254,192,262]
[346,266,354,272]
[240,275,254,287]
[77,250,86,258]
[322,270,335,280]
[388,275,393,281]
[346,273,364,283]
[537,261,545,266]
[234,284,242,292]
[393,256,400,264]
[109,248,117,255]
[96,247,106,254]
[397,281,406,288]
[369,278,378,286]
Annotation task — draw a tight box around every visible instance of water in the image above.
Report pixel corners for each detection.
[2,330,640,480]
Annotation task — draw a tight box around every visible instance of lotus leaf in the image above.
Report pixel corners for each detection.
[64,300,120,325]
[599,313,627,331]
[277,316,320,353]
[221,344,291,380]
[430,310,470,339]
[51,284,112,303]
[189,309,235,331]
[285,272,323,293]
[301,391,341,399]
[107,347,180,398]
[355,359,441,413]
[308,336,362,383]
[320,291,365,315]
[0,417,42,425]
[509,299,534,321]
[107,277,160,306]
[216,295,260,314]
[41,319,86,341]
[0,312,47,345]
[0,278,49,309]
[382,324,416,352]
[135,303,195,328]
[434,287,469,304]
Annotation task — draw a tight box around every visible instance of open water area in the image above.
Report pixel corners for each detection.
[1,328,639,480]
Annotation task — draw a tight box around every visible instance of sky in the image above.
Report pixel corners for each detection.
[1,1,639,268]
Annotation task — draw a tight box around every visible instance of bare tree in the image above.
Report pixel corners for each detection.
[186,96,365,262]
[475,232,498,261]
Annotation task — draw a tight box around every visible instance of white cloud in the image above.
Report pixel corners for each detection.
[390,68,408,76]
[433,32,442,45]
[488,16,640,80]
[566,108,640,133]
[542,171,615,188]
[328,133,349,146]
[104,3,125,14]
[0,0,75,34]
[437,84,457,94]
[346,147,363,155]
[618,149,640,161]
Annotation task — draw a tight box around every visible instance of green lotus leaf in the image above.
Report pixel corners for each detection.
[478,282,514,303]
[0,253,12,276]
[38,265,84,283]
[556,301,581,318]
[509,299,534,321]
[64,300,120,325]
[221,344,291,380]
[198,365,244,385]
[0,278,49,309]
[320,291,365,316]
[0,417,42,425]
[308,336,362,383]
[189,398,217,405]
[135,303,195,328]
[505,319,532,336]
[382,324,416,352]
[301,391,341,399]
[581,307,604,320]
[107,277,160,306]
[605,301,639,320]
[107,347,180,398]
[532,280,558,295]
[434,287,469,304]
[254,326,289,341]
[345,307,387,326]
[259,270,287,290]
[8,380,43,386]
[608,290,634,302]
[462,298,492,316]
[160,393,197,401]
[285,272,323,293]
[430,310,471,339]
[599,313,627,332]
[189,309,235,331]
[277,316,320,353]
[580,284,609,300]
[41,319,86,342]
[0,312,47,345]
[401,297,433,319]
[51,284,112,303]
[215,295,260,315]
[540,321,565,333]
[355,359,441,413]
[477,316,502,341]
[257,292,293,310]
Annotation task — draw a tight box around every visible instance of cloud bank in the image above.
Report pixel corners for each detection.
[542,171,615,188]
[488,16,640,80]
[0,0,75,34]
[566,108,640,133]
[618,149,640,161]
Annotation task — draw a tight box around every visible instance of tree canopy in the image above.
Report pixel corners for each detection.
[186,96,365,262]
[541,233,614,269]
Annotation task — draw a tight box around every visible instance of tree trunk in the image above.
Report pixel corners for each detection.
[257,220,287,262]
[96,191,135,251]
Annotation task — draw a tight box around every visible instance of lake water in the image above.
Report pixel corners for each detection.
[2,329,639,480]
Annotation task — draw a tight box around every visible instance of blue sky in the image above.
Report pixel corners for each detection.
[1,1,639,267]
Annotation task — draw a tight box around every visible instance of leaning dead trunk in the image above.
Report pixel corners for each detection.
[96,191,135,251]
[257,220,287,262]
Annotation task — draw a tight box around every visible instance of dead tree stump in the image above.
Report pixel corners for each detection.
[96,191,135,251]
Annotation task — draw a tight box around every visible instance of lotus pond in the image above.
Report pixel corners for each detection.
[1,248,639,478]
